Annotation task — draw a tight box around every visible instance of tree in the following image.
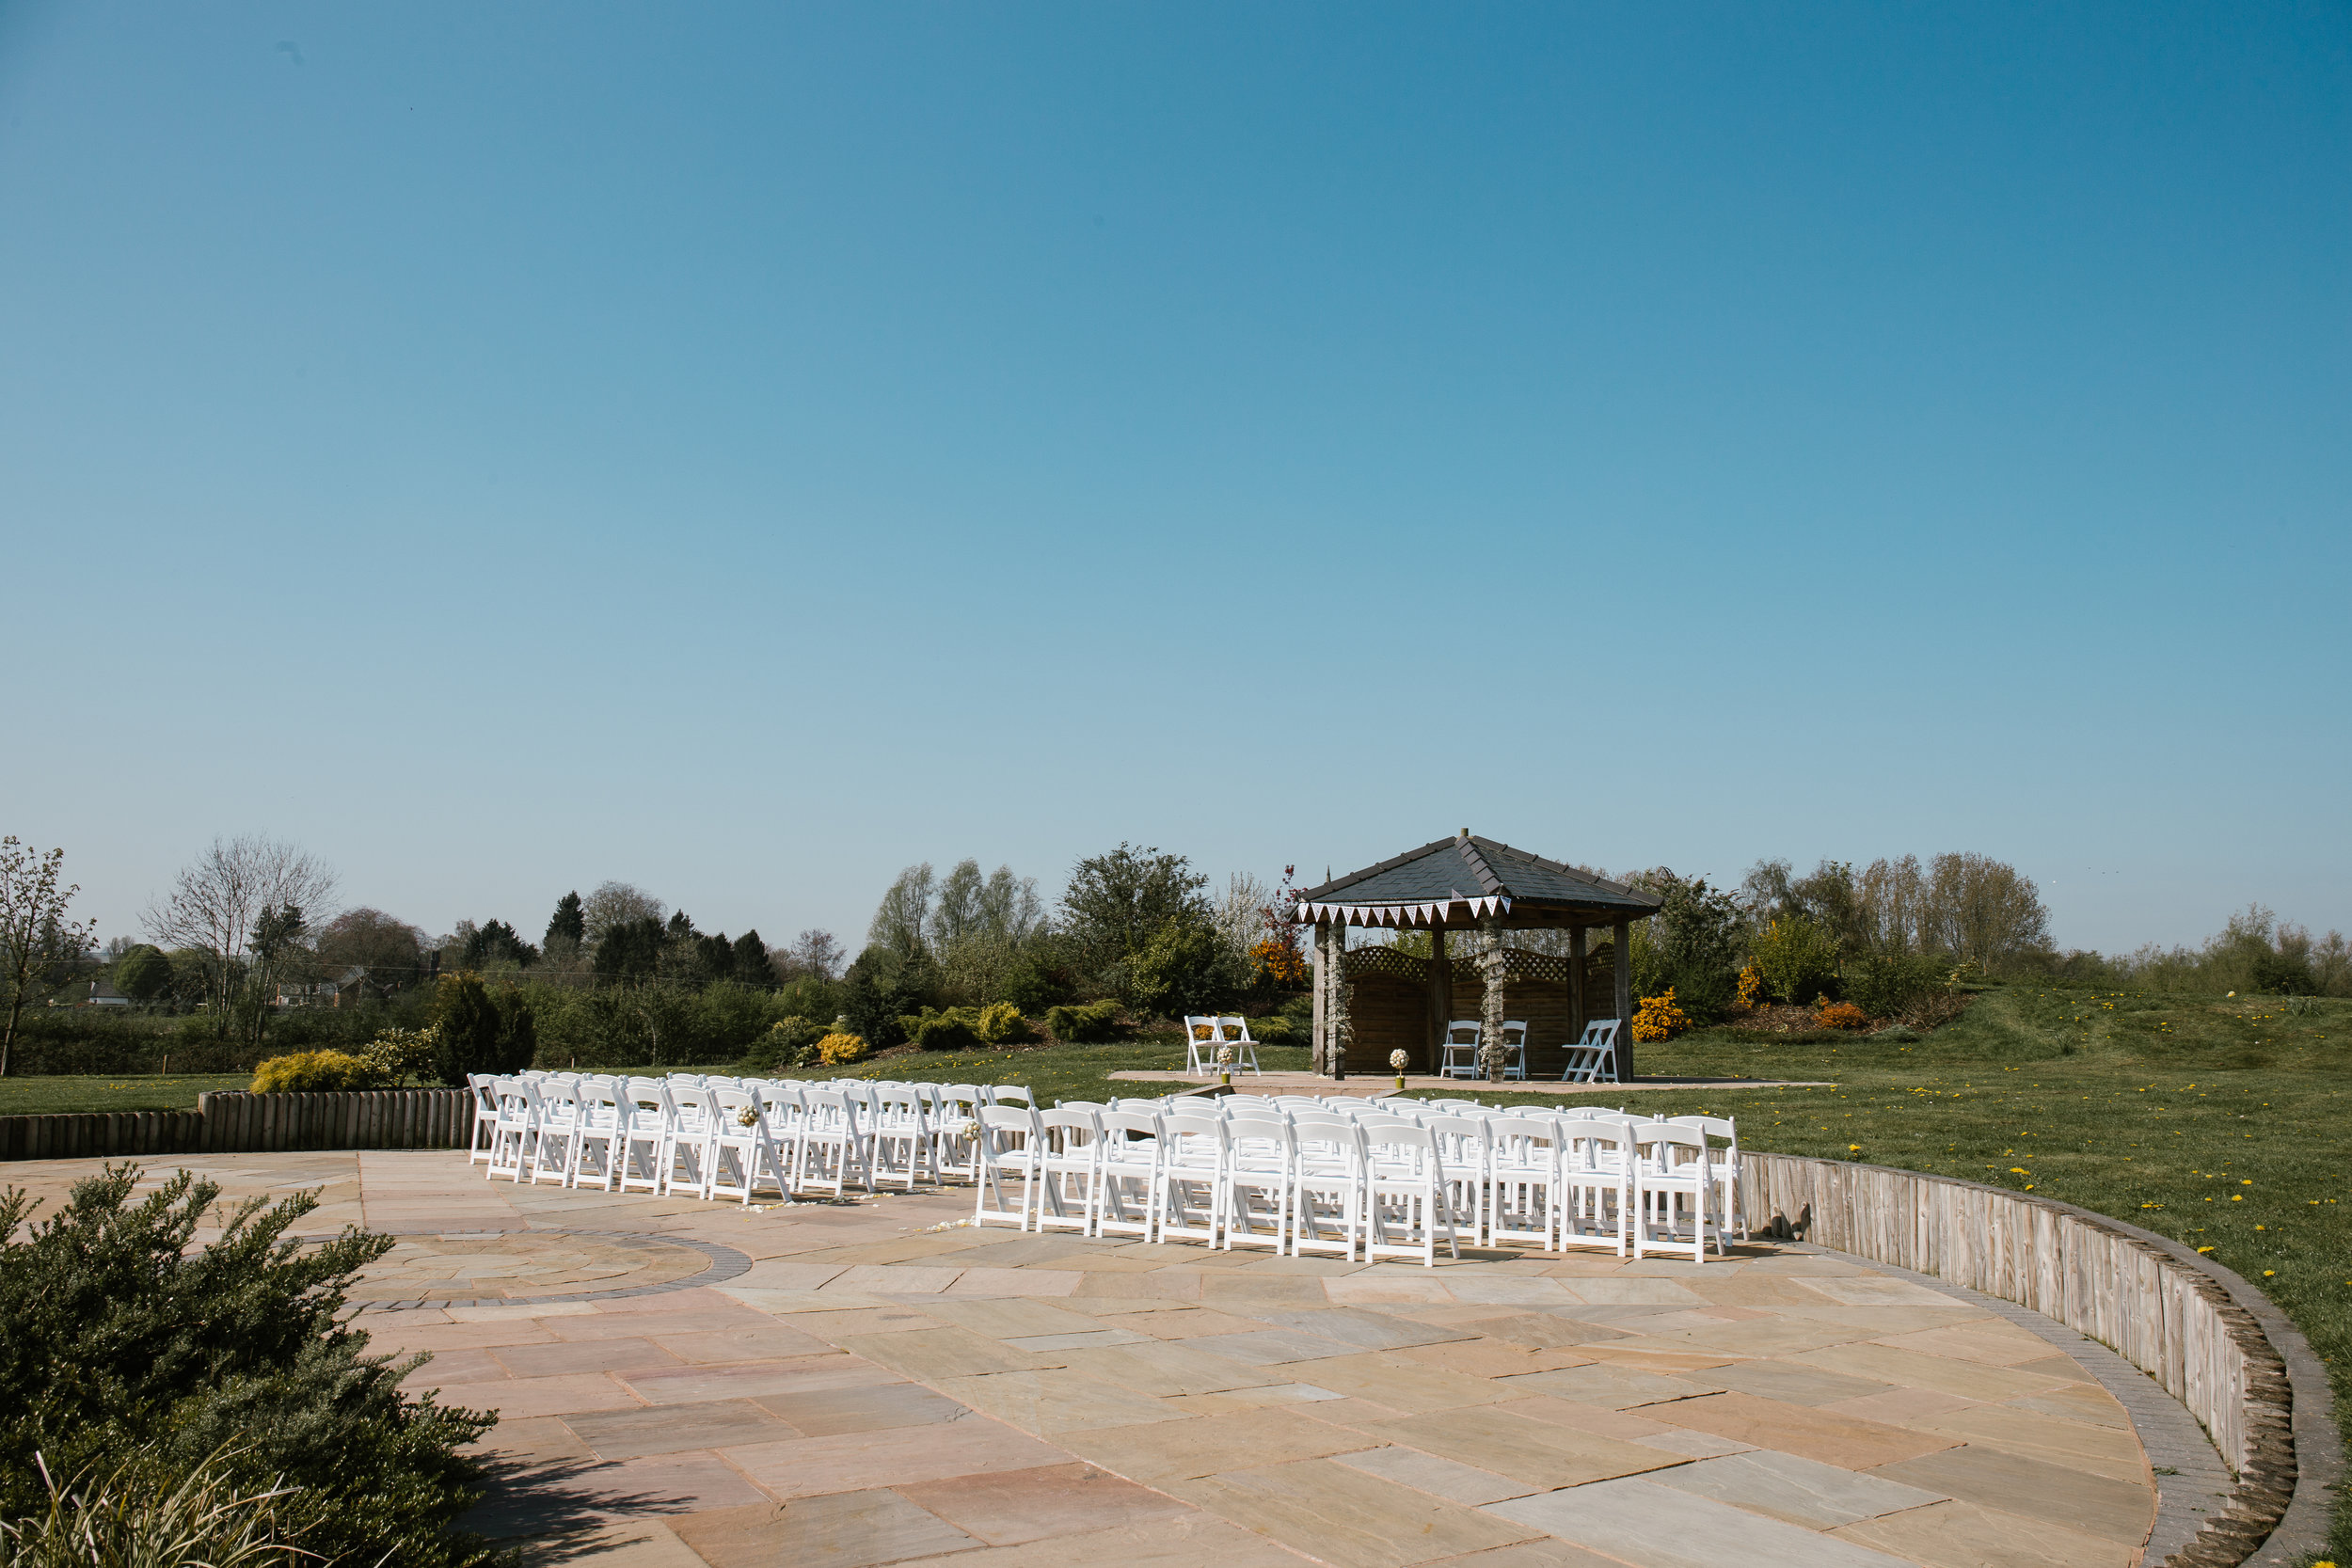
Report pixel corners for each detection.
[782,928,846,981]
[592,916,665,986]
[115,943,174,1002]
[314,908,426,988]
[459,919,536,970]
[731,930,771,988]
[429,973,535,1084]
[545,891,586,948]
[1060,845,1209,972]
[581,881,663,944]
[1924,852,2050,971]
[1128,918,1244,1018]
[143,836,337,1047]
[868,864,936,960]
[1,839,99,1077]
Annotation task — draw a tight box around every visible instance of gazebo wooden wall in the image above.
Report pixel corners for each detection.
[1342,945,1618,1077]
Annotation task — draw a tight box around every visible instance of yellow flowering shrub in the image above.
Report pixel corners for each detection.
[1631,989,1691,1042]
[1816,999,1867,1030]
[817,1032,868,1065]
[251,1050,383,1093]
[974,1002,1032,1044]
[1247,938,1309,989]
[1734,965,1763,1009]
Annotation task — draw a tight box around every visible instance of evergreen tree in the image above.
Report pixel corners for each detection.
[545,891,586,948]
[732,929,771,989]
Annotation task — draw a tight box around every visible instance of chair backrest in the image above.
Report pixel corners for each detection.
[1635,1125,1709,1164]
[1215,1016,1253,1042]
[1668,1115,1737,1141]
[1422,1113,1491,1164]
[1099,1110,1165,1144]
[1184,1015,1216,1043]
[1444,1020,1482,1044]
[1223,1110,1292,1153]
[1501,1020,1529,1046]
[1041,1106,1102,1147]
[1554,1117,1629,1163]
[1486,1114,1559,1154]
[990,1085,1035,1109]
[1289,1113,1363,1166]
[712,1085,763,1132]
[977,1103,1038,1153]
[1583,1019,1621,1045]
[1361,1120,1440,1169]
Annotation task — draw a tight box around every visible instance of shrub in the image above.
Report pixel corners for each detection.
[1248,1014,1295,1045]
[358,1025,440,1087]
[1843,952,1944,1020]
[1128,918,1242,1019]
[428,973,535,1085]
[973,1002,1032,1045]
[1752,918,1840,1005]
[1043,1001,1122,1043]
[816,1032,867,1065]
[0,1166,501,1568]
[903,1008,985,1052]
[1631,989,1692,1042]
[1246,938,1308,990]
[1734,964,1763,1009]
[249,1050,382,1093]
[740,1017,824,1072]
[0,1442,314,1566]
[1816,1000,1868,1030]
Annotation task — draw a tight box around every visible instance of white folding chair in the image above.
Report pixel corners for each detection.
[1289,1112,1365,1260]
[1559,1020,1622,1083]
[1485,1114,1561,1250]
[1552,1116,1629,1255]
[485,1076,533,1181]
[1154,1113,1226,1246]
[795,1087,871,1198]
[526,1076,583,1186]
[1095,1109,1164,1241]
[1631,1126,1722,1261]
[1667,1115,1742,1238]
[1422,1113,1492,1243]
[1034,1107,1104,1234]
[1438,1020,1482,1079]
[989,1084,1036,1110]
[615,1078,669,1193]
[1500,1019,1530,1081]
[467,1074,501,1166]
[870,1085,930,1193]
[974,1104,1041,1228]
[932,1085,987,1184]
[1182,1016,1217,1077]
[664,1084,719,1198]
[1361,1120,1458,1266]
[1213,1017,1263,1076]
[1219,1112,1292,1252]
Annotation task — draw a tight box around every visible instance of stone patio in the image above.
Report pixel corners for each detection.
[8,1150,2177,1568]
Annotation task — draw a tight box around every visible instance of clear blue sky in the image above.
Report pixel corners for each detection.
[5,3,2346,955]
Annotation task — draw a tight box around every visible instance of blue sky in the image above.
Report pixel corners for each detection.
[4,3,2346,955]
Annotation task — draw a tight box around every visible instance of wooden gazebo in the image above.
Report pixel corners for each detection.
[1295,832,1663,1080]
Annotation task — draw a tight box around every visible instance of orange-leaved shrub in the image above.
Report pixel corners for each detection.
[1815,1000,1867,1030]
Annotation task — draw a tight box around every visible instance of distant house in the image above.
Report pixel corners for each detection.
[81,978,131,1006]
[275,967,373,1008]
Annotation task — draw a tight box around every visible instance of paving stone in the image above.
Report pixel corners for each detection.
[1492,1364,1720,1409]
[1703,1358,1896,1407]
[1060,1339,1291,1396]
[1173,1457,1544,1568]
[721,1417,1066,1498]
[1900,1402,2148,1482]
[1791,1342,2074,1402]
[1331,1443,1539,1504]
[1645,1447,1947,1528]
[673,1491,973,1568]
[1867,1443,2155,1544]
[756,1380,974,1435]
[1359,1404,1690,1489]
[1486,1476,1915,1568]
[887,1514,1313,1566]
[935,1369,1193,1434]
[1640,1392,1960,1468]
[1056,1405,1361,1483]
[896,1460,1196,1545]
[1829,1497,2140,1568]
[566,1398,796,1458]
[494,1338,685,1379]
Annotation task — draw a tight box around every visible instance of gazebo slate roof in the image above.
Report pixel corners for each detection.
[1296,834,1661,924]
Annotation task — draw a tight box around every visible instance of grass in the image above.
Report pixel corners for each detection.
[0,1074,251,1116]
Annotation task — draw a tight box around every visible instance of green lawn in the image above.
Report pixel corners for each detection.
[0,1073,251,1116]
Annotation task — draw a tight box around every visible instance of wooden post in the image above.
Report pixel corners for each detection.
[1612,913,1634,1081]
[1427,927,1450,1075]
[1568,925,1587,1037]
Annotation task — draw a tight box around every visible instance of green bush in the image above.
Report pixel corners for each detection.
[903,1008,986,1052]
[973,1002,1032,1044]
[0,1166,501,1568]
[739,1016,825,1073]
[428,974,536,1085]
[1248,1015,1295,1046]
[0,1441,315,1566]
[1126,918,1242,1019]
[1043,1000,1123,1043]
[1752,917,1841,1005]
[249,1050,384,1093]
[1843,952,1945,1019]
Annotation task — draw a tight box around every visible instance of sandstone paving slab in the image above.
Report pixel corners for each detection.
[432,1371,644,1420]
[1170,1457,1545,1568]
[771,1305,950,1337]
[1253,1305,1473,1351]
[837,1324,1069,1381]
[400,1346,510,1386]
[1702,1358,1897,1407]
[889,1514,1313,1567]
[1189,1328,1361,1366]
[1068,1269,1202,1300]
[827,1262,962,1294]
[1867,1442,2155,1544]
[2007,1381,2133,1429]
[469,1415,596,1462]
[1899,1402,2151,1484]
[1087,1306,1270,1338]
[564,1399,798,1459]
[1872,1321,2063,1367]
[622,1356,899,1405]
[1486,1476,1915,1568]
[1554,1277,1705,1306]
[1059,1339,1294,1397]
[1640,1391,1961,1469]
[513,1518,708,1568]
[1391,1336,1593,1380]
[720,1417,1066,1498]
[1645,1447,1947,1528]
[1792,1341,2079,1402]
[1829,1497,2141,1568]
[1331,1442,1537,1504]
[1491,1363,1722,1408]
[895,1459,1197,1546]
[934,1368,1197,1434]
[1285,1351,1527,1412]
[1359,1404,1692,1490]
[643,1323,838,1363]
[672,1492,973,1568]
[1054,1404,1366,1483]
[754,1379,972,1436]
[1423,1544,1624,1568]
[2008,1351,2101,1386]
[494,1338,684,1379]
[946,1265,1087,1294]
[1321,1274,1458,1305]
[469,1450,771,1532]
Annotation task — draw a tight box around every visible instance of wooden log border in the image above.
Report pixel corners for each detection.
[1740,1151,2339,1568]
[0,1089,472,1162]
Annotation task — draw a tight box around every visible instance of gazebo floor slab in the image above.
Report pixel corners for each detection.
[2,1150,2175,1567]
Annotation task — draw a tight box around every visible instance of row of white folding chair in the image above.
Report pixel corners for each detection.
[1181,1016,1263,1076]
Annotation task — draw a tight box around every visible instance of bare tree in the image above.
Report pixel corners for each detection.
[581,880,664,944]
[868,863,936,958]
[784,928,846,980]
[1,839,100,1077]
[144,835,338,1044]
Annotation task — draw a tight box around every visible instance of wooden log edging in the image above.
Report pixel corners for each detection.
[0,1089,472,1162]
[1740,1151,2336,1568]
